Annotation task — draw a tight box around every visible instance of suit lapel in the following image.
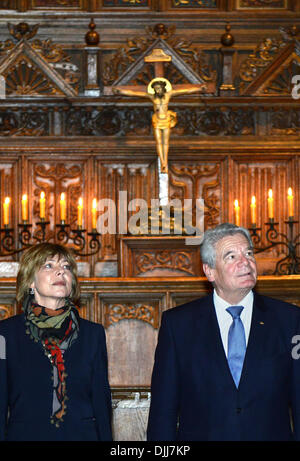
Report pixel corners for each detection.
[238,292,268,389]
[198,294,236,387]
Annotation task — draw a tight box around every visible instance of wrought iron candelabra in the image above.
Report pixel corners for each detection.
[249,218,300,275]
[0,219,101,257]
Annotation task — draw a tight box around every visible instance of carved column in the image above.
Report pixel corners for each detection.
[84,19,101,96]
[219,25,236,96]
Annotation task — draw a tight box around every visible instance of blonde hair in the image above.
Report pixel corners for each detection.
[16,243,80,306]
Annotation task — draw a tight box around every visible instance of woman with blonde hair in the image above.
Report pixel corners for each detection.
[0,242,112,441]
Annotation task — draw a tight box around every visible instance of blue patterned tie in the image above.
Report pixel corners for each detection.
[226,305,246,388]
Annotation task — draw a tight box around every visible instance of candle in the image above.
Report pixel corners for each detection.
[60,192,66,222]
[267,189,274,219]
[287,187,294,218]
[234,199,240,226]
[3,197,10,226]
[77,197,83,227]
[40,191,45,219]
[22,194,28,222]
[92,198,97,230]
[250,196,256,225]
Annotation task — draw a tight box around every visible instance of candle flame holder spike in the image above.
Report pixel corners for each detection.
[249,219,300,275]
[0,220,101,258]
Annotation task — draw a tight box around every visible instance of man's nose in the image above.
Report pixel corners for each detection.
[237,253,249,265]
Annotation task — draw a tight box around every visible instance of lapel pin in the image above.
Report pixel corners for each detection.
[259,321,264,325]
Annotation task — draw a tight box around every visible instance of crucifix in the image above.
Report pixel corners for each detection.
[112,48,207,205]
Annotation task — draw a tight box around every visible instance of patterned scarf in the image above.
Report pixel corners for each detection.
[23,295,79,427]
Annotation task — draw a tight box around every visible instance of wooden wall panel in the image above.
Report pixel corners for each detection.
[99,291,164,386]
[170,160,222,228]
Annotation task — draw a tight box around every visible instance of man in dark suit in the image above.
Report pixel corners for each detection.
[147,223,300,441]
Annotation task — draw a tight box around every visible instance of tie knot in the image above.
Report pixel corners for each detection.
[226,305,244,319]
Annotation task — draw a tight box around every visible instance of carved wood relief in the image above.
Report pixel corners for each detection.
[99,292,163,386]
[170,162,221,228]
[105,301,159,328]
[31,161,84,231]
[98,160,156,261]
[0,24,79,98]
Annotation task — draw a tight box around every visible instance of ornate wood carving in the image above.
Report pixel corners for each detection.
[0,23,79,97]
[270,108,300,134]
[120,236,202,277]
[170,163,221,228]
[0,110,49,136]
[31,162,84,240]
[134,250,195,276]
[102,24,216,91]
[105,302,159,328]
[239,26,300,96]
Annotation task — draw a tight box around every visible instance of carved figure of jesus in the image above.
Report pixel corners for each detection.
[113,77,204,174]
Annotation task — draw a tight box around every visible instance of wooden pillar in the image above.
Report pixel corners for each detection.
[84,18,101,96]
[219,24,236,96]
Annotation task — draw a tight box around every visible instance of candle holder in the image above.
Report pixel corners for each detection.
[0,219,101,257]
[249,218,300,275]
[0,226,15,254]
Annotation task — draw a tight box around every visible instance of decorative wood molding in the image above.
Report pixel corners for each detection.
[119,236,202,277]
[0,24,79,97]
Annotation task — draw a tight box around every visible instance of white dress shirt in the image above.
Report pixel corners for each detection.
[213,290,254,357]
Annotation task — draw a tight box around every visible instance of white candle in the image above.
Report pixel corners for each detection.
[287,187,294,218]
[40,191,45,219]
[250,196,256,225]
[77,197,83,227]
[92,198,97,229]
[267,189,274,220]
[234,199,240,226]
[22,194,28,222]
[60,192,66,222]
[3,197,10,226]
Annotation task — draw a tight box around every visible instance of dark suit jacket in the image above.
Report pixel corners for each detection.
[147,292,300,441]
[0,313,112,441]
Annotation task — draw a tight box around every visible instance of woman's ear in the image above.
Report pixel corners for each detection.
[203,264,215,282]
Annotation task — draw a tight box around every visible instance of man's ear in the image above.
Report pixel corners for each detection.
[203,264,215,282]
